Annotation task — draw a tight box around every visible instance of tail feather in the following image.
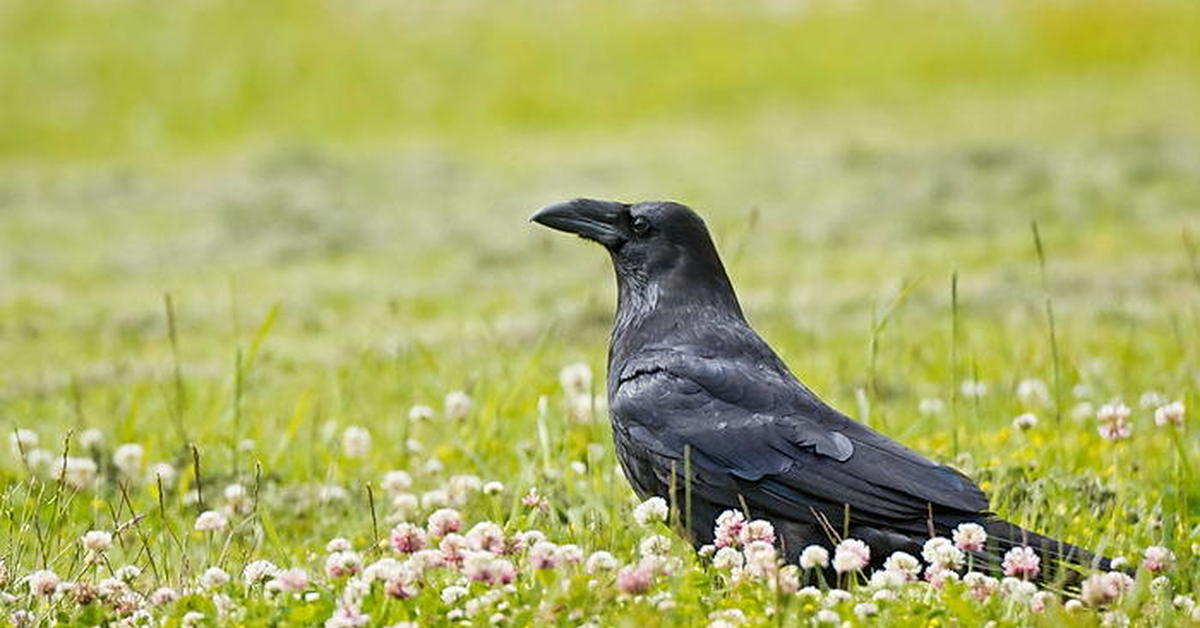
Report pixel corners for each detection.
[982,518,1113,584]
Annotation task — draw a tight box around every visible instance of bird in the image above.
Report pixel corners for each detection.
[531,198,1111,583]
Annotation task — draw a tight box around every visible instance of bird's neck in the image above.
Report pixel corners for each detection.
[607,258,745,370]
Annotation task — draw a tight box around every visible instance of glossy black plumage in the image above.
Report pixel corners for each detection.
[532,199,1108,579]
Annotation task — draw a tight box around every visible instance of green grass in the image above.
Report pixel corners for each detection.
[1,1,1200,626]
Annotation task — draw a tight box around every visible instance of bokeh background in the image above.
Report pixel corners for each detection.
[2,0,1199,485]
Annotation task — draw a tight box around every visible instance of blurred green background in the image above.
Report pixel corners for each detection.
[1,0,1198,463]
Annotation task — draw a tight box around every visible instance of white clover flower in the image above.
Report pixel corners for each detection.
[81,530,113,553]
[922,537,964,570]
[1002,546,1040,580]
[326,537,353,553]
[115,564,141,581]
[1012,412,1038,431]
[1097,403,1133,441]
[147,462,177,486]
[441,585,469,604]
[633,496,669,526]
[918,398,945,416]
[27,569,59,596]
[194,510,229,532]
[272,568,309,592]
[1154,401,1185,428]
[814,609,841,624]
[113,443,144,476]
[556,544,584,565]
[960,379,988,398]
[57,457,98,490]
[318,484,350,503]
[482,481,504,495]
[799,545,829,569]
[182,611,206,627]
[853,602,878,618]
[426,508,463,537]
[1071,401,1096,421]
[559,363,593,395]
[9,429,38,457]
[444,391,473,420]
[224,483,250,512]
[199,567,229,590]
[712,547,744,570]
[148,586,179,605]
[1016,378,1050,407]
[78,428,104,450]
[1140,391,1166,408]
[243,560,278,585]
[869,568,906,590]
[882,551,920,579]
[341,426,371,458]
[952,522,987,552]
[1142,545,1175,573]
[25,449,55,476]
[381,470,413,494]
[585,551,618,574]
[391,493,419,518]
[639,534,673,558]
[832,539,870,573]
[408,404,435,422]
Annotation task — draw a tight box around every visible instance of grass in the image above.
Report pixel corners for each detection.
[1,1,1200,626]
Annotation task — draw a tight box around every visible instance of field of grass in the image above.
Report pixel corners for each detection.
[2,1,1200,626]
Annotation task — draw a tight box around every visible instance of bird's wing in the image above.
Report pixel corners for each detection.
[612,351,989,524]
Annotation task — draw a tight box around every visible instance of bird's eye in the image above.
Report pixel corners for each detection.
[631,216,651,236]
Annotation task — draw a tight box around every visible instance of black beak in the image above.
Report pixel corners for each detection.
[530,199,627,247]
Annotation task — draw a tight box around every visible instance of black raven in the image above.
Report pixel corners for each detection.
[532,198,1110,580]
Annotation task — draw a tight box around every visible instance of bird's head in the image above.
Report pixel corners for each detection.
[531,199,741,317]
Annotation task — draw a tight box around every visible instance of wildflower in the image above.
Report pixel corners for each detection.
[326,537,352,552]
[98,576,126,598]
[952,523,987,552]
[24,449,55,476]
[442,585,469,604]
[963,571,998,601]
[1030,590,1054,613]
[832,538,870,573]
[869,569,906,590]
[325,605,370,628]
[421,488,449,507]
[115,564,141,581]
[1096,403,1132,441]
[1080,571,1135,607]
[341,426,371,458]
[713,510,746,548]
[521,487,549,511]
[1142,545,1175,573]
[82,530,113,552]
[712,547,744,570]
[1071,401,1095,421]
[528,541,560,569]
[380,470,412,494]
[961,379,988,398]
[325,551,363,578]
[743,541,778,577]
[243,560,278,585]
[426,508,463,537]
[616,565,653,595]
[444,391,473,420]
[389,493,419,519]
[922,537,965,570]
[799,545,830,569]
[194,510,228,532]
[439,533,470,566]
[77,428,103,450]
[918,398,945,416]
[224,483,250,513]
[1012,413,1038,431]
[57,456,98,490]
[9,429,37,457]
[182,611,206,627]
[466,521,506,553]
[883,551,921,579]
[149,586,179,605]
[814,609,840,624]
[408,405,435,422]
[738,519,776,545]
[147,462,177,486]
[362,558,403,583]
[854,602,878,618]
[633,496,669,526]
[1154,401,1185,428]
[482,481,504,495]
[639,534,672,558]
[1015,378,1048,406]
[28,569,59,596]
[559,363,593,395]
[557,544,584,565]
[586,551,618,574]
[1140,391,1166,408]
[384,573,419,599]
[1002,546,1040,580]
[113,443,144,476]
[1064,599,1085,613]
[272,568,309,592]
[200,567,230,589]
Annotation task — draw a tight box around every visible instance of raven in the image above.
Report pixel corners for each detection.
[532,198,1110,580]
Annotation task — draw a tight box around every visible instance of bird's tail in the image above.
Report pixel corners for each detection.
[982,518,1114,584]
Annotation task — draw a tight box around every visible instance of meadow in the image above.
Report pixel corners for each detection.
[1,1,1199,626]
